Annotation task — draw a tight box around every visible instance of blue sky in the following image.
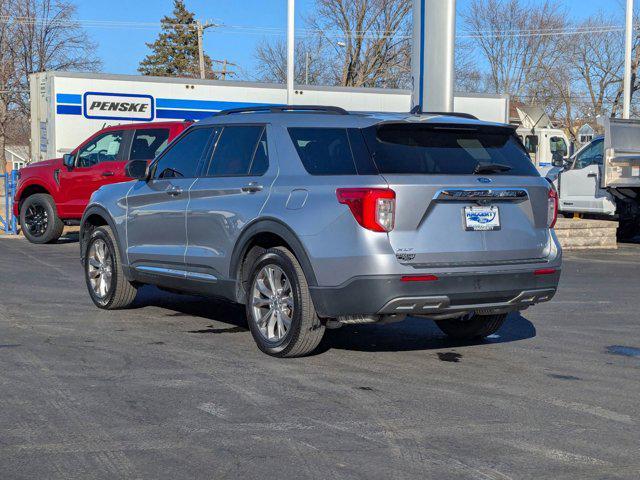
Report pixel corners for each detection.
[75,0,629,78]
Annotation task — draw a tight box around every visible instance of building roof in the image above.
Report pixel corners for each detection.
[5,145,29,163]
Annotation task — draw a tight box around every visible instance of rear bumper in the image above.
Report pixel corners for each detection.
[309,269,560,318]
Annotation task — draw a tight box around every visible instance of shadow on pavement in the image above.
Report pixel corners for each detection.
[133,285,248,328]
[131,285,535,354]
[317,312,536,353]
[56,231,80,244]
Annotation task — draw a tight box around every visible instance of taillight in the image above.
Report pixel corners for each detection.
[336,188,396,232]
[534,268,556,276]
[547,187,558,228]
[401,275,438,282]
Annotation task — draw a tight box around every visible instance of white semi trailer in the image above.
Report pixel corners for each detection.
[30,71,510,163]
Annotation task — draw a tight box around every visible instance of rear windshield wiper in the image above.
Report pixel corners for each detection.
[473,162,512,174]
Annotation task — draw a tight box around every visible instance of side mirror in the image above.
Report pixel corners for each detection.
[62,153,75,169]
[551,152,564,168]
[124,159,149,180]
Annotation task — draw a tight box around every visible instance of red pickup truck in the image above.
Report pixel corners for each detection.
[14,121,190,243]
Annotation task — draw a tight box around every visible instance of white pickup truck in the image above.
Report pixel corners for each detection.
[548,117,640,238]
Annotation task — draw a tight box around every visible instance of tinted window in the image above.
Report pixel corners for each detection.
[77,131,124,167]
[362,124,539,176]
[249,129,269,176]
[524,135,538,154]
[289,128,357,175]
[153,127,212,179]
[207,126,265,176]
[130,128,171,160]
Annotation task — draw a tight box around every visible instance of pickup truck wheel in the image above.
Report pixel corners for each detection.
[84,226,137,309]
[435,313,507,340]
[19,193,64,244]
[246,247,325,357]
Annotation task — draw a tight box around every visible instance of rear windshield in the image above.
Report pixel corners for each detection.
[361,123,539,176]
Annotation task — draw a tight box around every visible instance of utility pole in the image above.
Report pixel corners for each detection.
[623,0,634,119]
[196,20,217,80]
[305,52,310,85]
[211,59,238,80]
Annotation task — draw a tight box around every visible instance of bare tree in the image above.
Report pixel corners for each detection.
[310,0,412,88]
[0,0,17,174]
[455,39,485,93]
[611,21,640,117]
[463,0,567,104]
[254,37,330,85]
[252,0,412,89]
[0,0,100,172]
[11,0,100,118]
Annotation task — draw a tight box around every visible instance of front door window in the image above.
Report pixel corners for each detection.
[76,131,124,167]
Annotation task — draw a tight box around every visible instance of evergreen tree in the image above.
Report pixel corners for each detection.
[139,0,214,78]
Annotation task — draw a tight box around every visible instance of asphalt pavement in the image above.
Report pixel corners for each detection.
[0,234,638,479]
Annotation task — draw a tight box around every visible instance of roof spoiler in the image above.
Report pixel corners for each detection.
[409,105,478,120]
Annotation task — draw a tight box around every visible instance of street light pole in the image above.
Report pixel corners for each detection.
[287,0,295,104]
[623,0,634,119]
[411,0,457,113]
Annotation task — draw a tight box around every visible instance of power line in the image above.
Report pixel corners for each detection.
[0,16,636,40]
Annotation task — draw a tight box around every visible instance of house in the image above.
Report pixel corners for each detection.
[577,123,596,144]
[4,145,29,173]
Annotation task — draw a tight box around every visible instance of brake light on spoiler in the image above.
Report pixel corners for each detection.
[336,188,396,232]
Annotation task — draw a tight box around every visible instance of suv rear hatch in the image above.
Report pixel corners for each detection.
[362,122,553,268]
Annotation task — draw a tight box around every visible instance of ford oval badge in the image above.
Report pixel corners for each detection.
[477,177,492,184]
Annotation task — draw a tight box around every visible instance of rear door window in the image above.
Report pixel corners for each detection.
[207,125,266,176]
[130,128,171,160]
[249,129,269,176]
[362,124,539,176]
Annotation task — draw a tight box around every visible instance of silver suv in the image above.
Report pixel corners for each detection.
[80,106,561,357]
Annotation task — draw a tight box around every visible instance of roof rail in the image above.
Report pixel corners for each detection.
[409,105,478,120]
[216,105,349,116]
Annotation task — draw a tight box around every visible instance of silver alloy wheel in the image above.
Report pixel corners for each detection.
[251,264,294,342]
[87,238,113,299]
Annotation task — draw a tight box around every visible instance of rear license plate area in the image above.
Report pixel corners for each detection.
[464,206,500,231]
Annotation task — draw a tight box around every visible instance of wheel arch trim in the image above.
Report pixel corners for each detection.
[80,205,130,279]
[230,218,318,293]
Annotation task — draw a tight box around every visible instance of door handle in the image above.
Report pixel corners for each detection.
[166,186,183,196]
[587,172,598,178]
[241,182,263,193]
[101,171,115,177]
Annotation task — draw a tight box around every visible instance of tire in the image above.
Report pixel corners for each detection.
[435,313,507,340]
[245,247,325,357]
[84,225,137,310]
[19,194,64,244]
